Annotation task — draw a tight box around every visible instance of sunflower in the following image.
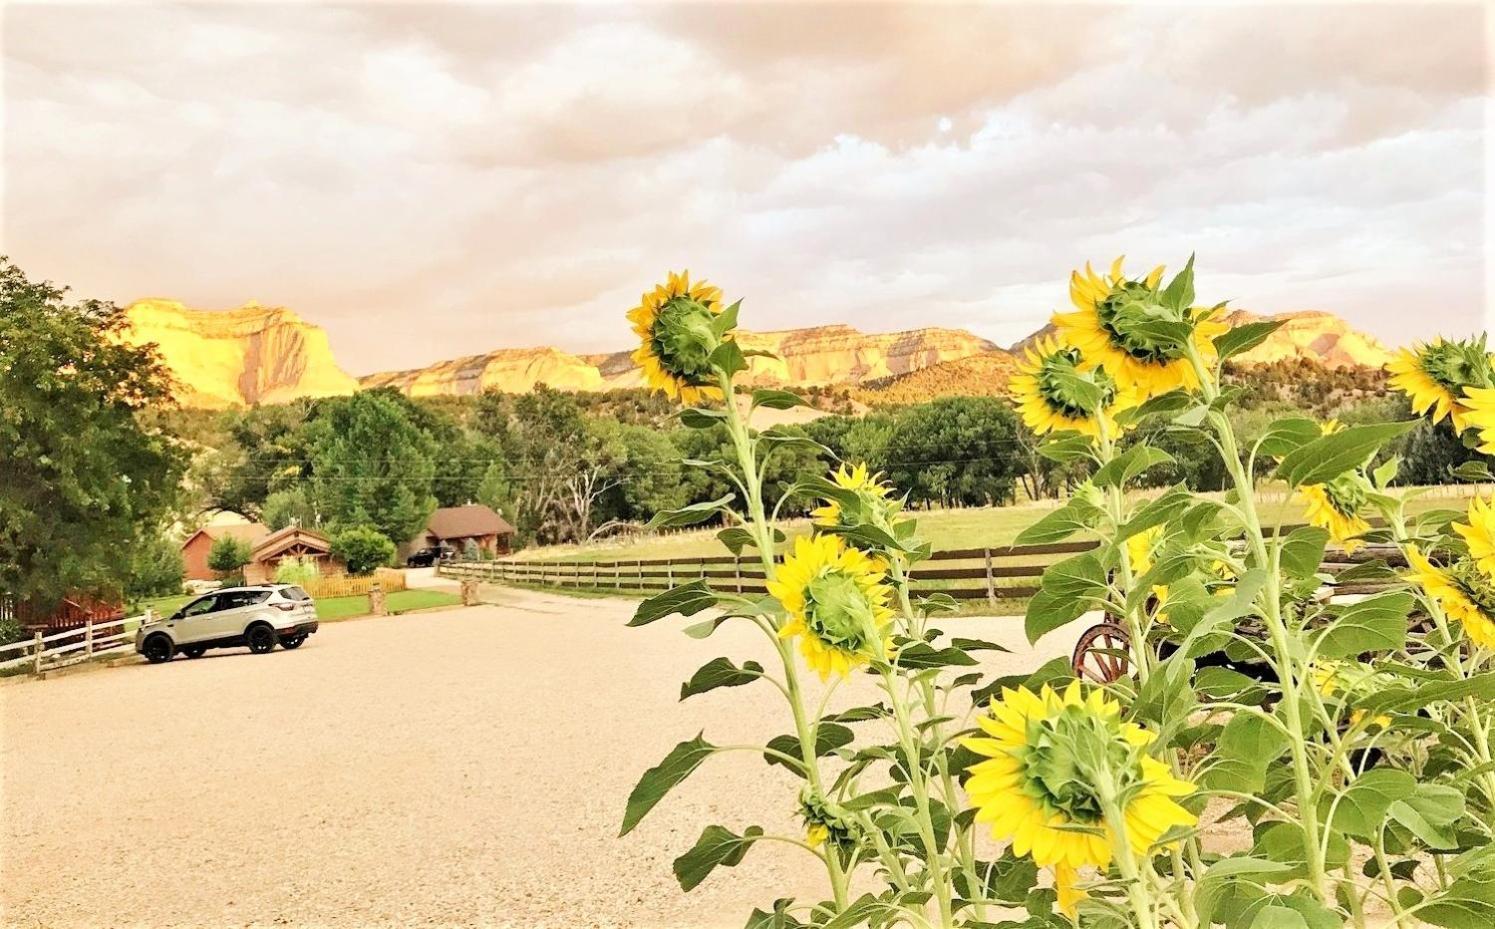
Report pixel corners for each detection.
[811,463,899,531]
[1405,546,1495,649]
[800,788,857,851]
[1124,525,1170,616]
[963,683,1197,916]
[1462,386,1495,456]
[1010,337,1134,437]
[1299,476,1372,554]
[768,534,895,679]
[1387,338,1493,434]
[1455,497,1495,580]
[626,270,728,404]
[1310,659,1392,729]
[1053,257,1228,399]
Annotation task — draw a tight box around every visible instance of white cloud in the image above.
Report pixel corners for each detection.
[1,2,1485,373]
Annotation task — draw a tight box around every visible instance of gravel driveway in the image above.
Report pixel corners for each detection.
[2,589,1077,928]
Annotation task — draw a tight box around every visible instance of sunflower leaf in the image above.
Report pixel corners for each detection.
[620,733,718,836]
[1024,587,1090,645]
[680,657,765,701]
[765,724,855,773]
[710,299,742,337]
[1094,445,1176,489]
[1279,526,1329,579]
[647,494,736,529]
[1321,768,1416,840]
[709,340,748,377]
[628,579,717,627]
[672,824,763,891]
[894,641,979,670]
[750,388,806,410]
[1277,422,1417,487]
[677,407,728,429]
[1160,253,1196,310]
[1317,591,1411,658]
[1014,496,1103,545]
[1215,319,1287,361]
[1037,432,1097,464]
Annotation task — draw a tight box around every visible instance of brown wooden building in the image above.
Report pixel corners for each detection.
[410,505,516,557]
[180,522,270,582]
[243,526,342,584]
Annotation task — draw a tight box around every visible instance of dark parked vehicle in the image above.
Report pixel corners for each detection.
[405,545,455,568]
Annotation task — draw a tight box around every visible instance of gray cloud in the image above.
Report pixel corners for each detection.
[2,2,1486,374]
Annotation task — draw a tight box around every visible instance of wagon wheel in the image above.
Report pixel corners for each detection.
[1072,622,1132,684]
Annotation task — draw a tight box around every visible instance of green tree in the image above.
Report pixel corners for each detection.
[331,526,395,575]
[207,536,252,577]
[262,486,320,531]
[0,258,184,606]
[882,398,1021,507]
[125,533,185,600]
[303,390,438,545]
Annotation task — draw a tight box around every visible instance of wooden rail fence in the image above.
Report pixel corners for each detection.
[441,540,1102,604]
[0,612,144,676]
[439,522,1400,603]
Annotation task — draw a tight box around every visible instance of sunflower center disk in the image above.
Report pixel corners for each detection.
[1096,284,1187,363]
[804,571,876,652]
[1020,707,1135,825]
[650,297,720,386]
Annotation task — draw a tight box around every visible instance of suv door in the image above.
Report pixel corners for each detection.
[212,589,271,639]
[171,594,220,645]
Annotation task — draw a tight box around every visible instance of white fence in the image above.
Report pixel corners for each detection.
[0,613,146,676]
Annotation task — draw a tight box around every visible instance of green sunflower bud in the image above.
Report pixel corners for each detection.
[1020,705,1139,824]
[1419,336,1494,395]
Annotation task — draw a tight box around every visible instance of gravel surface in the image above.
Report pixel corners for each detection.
[2,589,1078,928]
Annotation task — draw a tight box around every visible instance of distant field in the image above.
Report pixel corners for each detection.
[515,483,1481,565]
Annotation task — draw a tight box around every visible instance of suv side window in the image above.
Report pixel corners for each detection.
[218,590,271,610]
[181,595,218,617]
[282,586,311,602]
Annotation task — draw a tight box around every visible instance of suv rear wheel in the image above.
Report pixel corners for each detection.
[279,634,307,650]
[142,635,174,664]
[246,623,277,654]
[182,645,207,659]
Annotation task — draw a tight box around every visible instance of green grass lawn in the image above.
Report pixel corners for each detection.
[512,483,1479,565]
[315,589,462,622]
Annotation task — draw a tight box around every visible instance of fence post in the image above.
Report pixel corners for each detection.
[666,562,674,587]
[32,629,43,676]
[85,615,94,657]
[734,558,743,594]
[983,548,997,606]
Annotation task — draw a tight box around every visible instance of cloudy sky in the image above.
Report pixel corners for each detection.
[3,2,1489,374]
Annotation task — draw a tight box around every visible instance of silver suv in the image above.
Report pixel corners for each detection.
[135,585,320,663]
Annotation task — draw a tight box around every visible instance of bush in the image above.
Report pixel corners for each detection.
[462,538,480,560]
[273,556,320,586]
[206,535,252,577]
[331,526,395,576]
[126,533,185,599]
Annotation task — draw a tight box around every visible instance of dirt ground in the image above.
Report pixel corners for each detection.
[1,588,1079,928]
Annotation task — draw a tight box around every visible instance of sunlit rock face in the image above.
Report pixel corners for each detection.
[1010,310,1392,370]
[1221,310,1393,368]
[363,325,1002,396]
[121,299,359,408]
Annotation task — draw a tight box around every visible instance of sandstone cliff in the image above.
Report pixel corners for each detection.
[122,299,359,408]
[360,325,1002,396]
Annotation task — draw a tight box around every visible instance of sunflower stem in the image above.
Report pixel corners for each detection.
[1183,341,1334,907]
[883,667,956,927]
[1096,421,1153,685]
[716,368,851,910]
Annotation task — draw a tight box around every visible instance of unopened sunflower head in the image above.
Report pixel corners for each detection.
[1052,256,1227,399]
[627,271,732,404]
[1387,336,1493,435]
[1406,545,1495,650]
[1299,472,1373,554]
[963,682,1196,882]
[812,463,901,534]
[799,787,859,851]
[767,534,895,680]
[1010,336,1135,438]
